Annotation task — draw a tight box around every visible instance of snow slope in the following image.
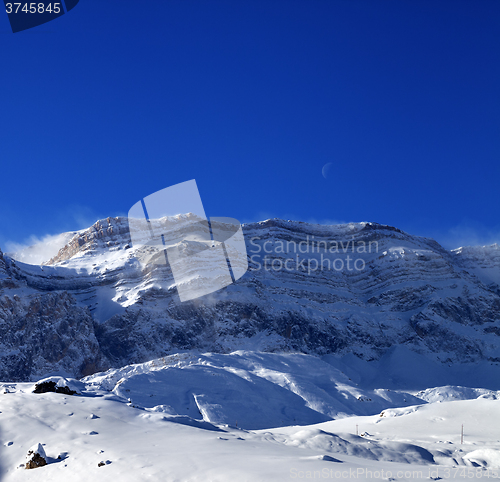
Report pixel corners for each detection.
[83,351,427,429]
[1,352,500,481]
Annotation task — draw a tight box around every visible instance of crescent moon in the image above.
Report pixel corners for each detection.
[322,162,332,179]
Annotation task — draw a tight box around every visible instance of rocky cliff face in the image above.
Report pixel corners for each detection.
[1,218,500,381]
[0,291,106,381]
[46,217,130,265]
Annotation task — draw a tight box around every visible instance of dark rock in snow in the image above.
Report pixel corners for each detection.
[33,380,77,395]
[25,443,47,469]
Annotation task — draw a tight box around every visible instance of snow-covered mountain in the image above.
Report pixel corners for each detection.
[1,217,500,384]
[2,220,500,480]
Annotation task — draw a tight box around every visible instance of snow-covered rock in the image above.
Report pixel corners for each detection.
[25,443,47,469]
[464,448,500,468]
[32,376,84,395]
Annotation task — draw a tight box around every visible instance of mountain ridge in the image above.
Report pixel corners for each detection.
[0,217,499,382]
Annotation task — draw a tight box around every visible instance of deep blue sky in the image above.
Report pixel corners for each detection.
[0,0,499,250]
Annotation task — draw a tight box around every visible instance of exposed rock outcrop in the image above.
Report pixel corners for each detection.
[46,217,130,265]
[0,291,109,381]
[25,443,47,469]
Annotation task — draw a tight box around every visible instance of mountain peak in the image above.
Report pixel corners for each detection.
[46,216,131,265]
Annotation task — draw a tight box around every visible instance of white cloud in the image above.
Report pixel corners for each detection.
[5,232,78,265]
